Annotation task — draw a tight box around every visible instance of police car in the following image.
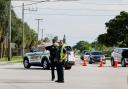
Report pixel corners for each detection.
[23,48,50,69]
[23,46,75,70]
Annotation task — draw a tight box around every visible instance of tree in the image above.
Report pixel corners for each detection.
[98,11,128,47]
[0,0,10,58]
[73,41,91,52]
[0,0,38,58]
[91,41,107,51]
[11,11,37,50]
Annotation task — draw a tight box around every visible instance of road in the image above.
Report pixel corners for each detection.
[0,60,128,89]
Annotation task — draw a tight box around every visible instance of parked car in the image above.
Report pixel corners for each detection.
[80,51,90,61]
[111,48,128,67]
[23,46,75,70]
[89,51,106,64]
[23,48,50,69]
[64,46,75,69]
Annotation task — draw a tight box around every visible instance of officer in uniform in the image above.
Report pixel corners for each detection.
[45,39,58,81]
[55,40,67,83]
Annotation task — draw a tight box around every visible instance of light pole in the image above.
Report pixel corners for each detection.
[35,19,43,41]
[22,3,24,57]
[22,3,37,57]
[8,0,12,61]
[42,28,44,40]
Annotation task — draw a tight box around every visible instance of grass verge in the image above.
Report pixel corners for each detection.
[0,56,23,64]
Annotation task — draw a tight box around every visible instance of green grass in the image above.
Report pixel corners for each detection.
[0,56,23,64]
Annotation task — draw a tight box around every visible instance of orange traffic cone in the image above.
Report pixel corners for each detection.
[114,56,118,68]
[82,56,87,66]
[98,57,103,67]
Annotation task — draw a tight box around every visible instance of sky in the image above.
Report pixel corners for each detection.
[11,0,128,46]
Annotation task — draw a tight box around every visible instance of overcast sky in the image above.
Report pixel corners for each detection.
[11,0,128,46]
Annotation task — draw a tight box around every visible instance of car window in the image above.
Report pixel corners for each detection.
[118,49,122,54]
[83,50,87,53]
[114,48,118,53]
[91,52,103,55]
[85,52,90,55]
[30,48,38,52]
[65,46,73,51]
[30,48,44,52]
[123,49,128,52]
[114,49,117,53]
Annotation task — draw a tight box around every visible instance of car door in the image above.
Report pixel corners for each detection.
[30,52,42,63]
[118,49,122,62]
[114,49,119,59]
[85,52,90,61]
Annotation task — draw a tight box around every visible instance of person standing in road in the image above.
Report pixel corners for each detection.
[55,40,67,83]
[45,39,58,81]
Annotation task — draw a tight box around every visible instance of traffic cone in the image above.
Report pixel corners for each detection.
[82,56,87,66]
[114,56,118,68]
[98,57,103,67]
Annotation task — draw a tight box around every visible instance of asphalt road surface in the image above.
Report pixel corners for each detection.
[0,60,128,89]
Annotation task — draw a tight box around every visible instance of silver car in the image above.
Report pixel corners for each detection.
[65,46,75,69]
[23,48,50,69]
[80,51,90,61]
[89,51,106,64]
[23,46,75,70]
[111,48,128,67]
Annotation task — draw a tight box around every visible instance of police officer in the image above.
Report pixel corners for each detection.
[45,39,58,81]
[55,40,67,83]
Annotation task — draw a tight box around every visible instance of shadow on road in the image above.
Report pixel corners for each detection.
[0,79,54,84]
[2,67,51,70]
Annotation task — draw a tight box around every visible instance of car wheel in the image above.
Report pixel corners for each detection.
[111,58,114,66]
[23,58,31,69]
[103,61,106,64]
[65,66,71,70]
[121,59,126,67]
[89,61,92,64]
[81,56,84,60]
[41,59,50,70]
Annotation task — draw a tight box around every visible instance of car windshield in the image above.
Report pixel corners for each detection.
[91,52,103,55]
[65,46,73,51]
[83,50,88,54]
[122,49,128,51]
[86,52,90,55]
[30,48,44,52]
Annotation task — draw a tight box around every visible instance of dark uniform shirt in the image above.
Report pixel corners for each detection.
[46,45,58,62]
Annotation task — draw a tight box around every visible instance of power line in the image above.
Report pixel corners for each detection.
[12,0,76,8]
[73,1,128,5]
[25,12,117,17]
[37,7,123,11]
[12,1,45,8]
[12,0,128,8]
[11,6,128,12]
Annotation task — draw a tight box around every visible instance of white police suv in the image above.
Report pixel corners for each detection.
[23,46,75,70]
[23,48,50,69]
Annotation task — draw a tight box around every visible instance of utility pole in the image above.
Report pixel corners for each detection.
[42,28,44,40]
[22,3,37,57]
[41,28,46,41]
[22,3,24,57]
[8,1,12,61]
[35,19,43,41]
